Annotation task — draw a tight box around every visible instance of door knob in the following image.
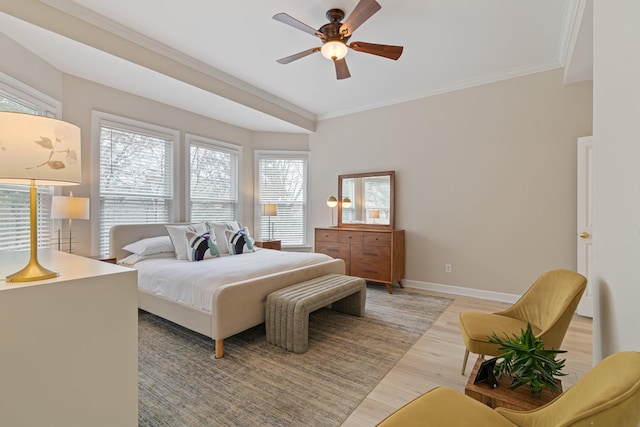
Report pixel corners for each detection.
[579,232,590,239]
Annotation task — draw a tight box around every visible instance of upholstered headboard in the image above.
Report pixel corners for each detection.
[109,223,182,260]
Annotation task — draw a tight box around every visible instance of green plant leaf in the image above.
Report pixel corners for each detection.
[487,322,566,396]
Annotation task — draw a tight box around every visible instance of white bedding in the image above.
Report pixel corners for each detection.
[133,248,333,311]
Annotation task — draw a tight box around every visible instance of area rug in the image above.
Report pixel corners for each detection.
[138,285,453,427]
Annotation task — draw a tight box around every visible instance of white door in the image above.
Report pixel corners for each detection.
[576,136,593,317]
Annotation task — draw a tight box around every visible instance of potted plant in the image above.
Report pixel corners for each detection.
[488,323,567,397]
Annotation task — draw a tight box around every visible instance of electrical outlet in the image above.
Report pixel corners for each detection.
[445,264,452,273]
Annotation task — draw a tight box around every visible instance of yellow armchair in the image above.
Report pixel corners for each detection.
[376,352,640,427]
[458,269,587,374]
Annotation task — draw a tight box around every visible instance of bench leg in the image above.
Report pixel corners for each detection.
[291,310,310,354]
[215,339,224,359]
[332,289,366,317]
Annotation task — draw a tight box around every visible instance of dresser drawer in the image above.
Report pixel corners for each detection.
[363,232,391,247]
[339,230,363,245]
[315,229,339,243]
[315,242,350,259]
[351,245,391,264]
[351,262,391,283]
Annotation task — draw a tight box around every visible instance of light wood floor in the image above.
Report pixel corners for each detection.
[341,288,593,426]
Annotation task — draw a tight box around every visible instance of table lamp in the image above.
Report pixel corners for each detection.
[369,209,380,223]
[51,192,90,253]
[0,112,81,282]
[326,195,338,226]
[262,203,278,241]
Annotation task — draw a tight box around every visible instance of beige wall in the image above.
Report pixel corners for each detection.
[309,69,593,296]
[592,1,640,360]
[0,32,62,104]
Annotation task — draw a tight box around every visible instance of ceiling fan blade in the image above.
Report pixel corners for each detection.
[340,0,382,38]
[349,41,403,60]
[276,47,321,64]
[334,58,351,80]
[273,13,324,39]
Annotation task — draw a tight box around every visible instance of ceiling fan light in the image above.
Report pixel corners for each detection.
[321,41,348,61]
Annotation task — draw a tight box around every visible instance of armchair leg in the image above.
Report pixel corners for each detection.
[461,348,469,375]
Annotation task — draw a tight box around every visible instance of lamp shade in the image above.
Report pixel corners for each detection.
[51,195,90,220]
[327,196,338,208]
[262,203,277,217]
[342,197,352,208]
[0,112,81,186]
[321,41,348,60]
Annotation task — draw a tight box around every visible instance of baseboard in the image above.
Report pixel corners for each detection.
[403,279,520,304]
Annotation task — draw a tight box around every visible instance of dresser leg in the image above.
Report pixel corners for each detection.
[385,283,393,294]
[397,279,404,289]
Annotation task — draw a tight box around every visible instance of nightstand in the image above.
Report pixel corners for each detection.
[254,240,281,250]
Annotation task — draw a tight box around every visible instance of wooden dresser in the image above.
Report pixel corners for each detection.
[315,227,405,293]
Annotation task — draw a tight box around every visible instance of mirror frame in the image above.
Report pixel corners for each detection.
[338,170,395,230]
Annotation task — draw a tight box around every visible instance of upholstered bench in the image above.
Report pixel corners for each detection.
[266,273,366,353]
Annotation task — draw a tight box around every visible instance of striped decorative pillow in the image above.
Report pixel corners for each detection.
[185,231,220,262]
[225,227,255,255]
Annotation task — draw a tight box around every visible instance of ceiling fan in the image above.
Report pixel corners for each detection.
[273,0,403,80]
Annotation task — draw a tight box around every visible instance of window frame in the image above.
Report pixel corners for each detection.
[254,150,310,250]
[185,134,242,223]
[91,111,180,256]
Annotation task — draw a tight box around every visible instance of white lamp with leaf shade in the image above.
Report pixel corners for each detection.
[0,112,81,283]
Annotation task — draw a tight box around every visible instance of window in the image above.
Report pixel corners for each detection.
[0,74,60,252]
[187,135,240,222]
[255,151,309,247]
[95,112,178,256]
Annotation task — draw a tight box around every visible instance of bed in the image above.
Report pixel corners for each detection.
[109,223,345,358]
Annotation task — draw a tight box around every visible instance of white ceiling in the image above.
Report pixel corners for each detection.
[0,0,592,133]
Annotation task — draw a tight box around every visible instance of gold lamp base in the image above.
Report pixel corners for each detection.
[6,258,59,282]
[5,180,59,283]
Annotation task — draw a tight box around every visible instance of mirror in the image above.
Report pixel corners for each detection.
[338,171,394,229]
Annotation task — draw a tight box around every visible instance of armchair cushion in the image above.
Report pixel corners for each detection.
[376,387,516,427]
[459,312,541,356]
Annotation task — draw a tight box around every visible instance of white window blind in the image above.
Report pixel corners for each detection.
[188,136,240,222]
[256,152,309,246]
[98,118,176,255]
[0,86,55,252]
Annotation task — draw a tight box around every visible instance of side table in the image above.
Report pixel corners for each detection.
[464,357,562,411]
[255,240,281,250]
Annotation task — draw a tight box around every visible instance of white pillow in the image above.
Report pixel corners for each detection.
[225,226,256,255]
[185,231,219,261]
[122,235,174,256]
[165,223,208,260]
[206,221,241,255]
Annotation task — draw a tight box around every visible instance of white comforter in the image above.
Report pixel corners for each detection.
[133,249,333,311]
